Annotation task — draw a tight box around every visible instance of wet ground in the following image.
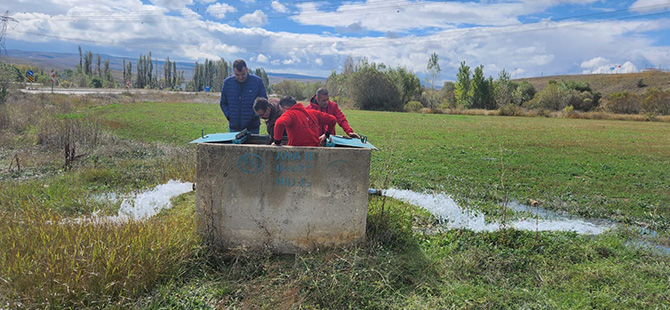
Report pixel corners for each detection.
[88,181,669,254]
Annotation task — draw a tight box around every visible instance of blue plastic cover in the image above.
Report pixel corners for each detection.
[330,135,377,150]
[189,132,239,143]
[191,132,377,150]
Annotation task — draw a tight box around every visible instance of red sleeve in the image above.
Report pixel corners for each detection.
[321,112,337,135]
[330,103,354,134]
[273,114,289,142]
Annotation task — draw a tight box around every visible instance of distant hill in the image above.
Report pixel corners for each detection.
[517,71,670,98]
[4,49,326,84]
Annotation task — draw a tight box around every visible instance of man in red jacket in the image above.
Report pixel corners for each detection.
[307,88,360,139]
[272,96,336,147]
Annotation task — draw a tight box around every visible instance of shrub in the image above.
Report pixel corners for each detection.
[525,83,571,111]
[603,92,640,114]
[641,87,670,115]
[498,103,524,116]
[404,101,423,112]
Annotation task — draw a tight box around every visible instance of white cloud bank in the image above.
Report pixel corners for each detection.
[4,0,670,79]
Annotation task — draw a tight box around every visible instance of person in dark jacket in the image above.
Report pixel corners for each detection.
[220,59,267,134]
[272,96,336,147]
[253,97,284,137]
[306,87,360,139]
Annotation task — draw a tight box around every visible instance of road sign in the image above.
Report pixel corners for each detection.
[50,69,54,82]
[26,70,34,83]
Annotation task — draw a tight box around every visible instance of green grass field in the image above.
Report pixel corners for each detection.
[90,101,670,227]
[1,95,669,309]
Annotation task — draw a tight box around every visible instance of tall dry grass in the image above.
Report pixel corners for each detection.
[0,199,200,308]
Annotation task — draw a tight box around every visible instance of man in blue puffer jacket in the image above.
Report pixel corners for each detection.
[220,59,268,133]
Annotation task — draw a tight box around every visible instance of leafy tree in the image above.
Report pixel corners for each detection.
[126,60,132,86]
[95,53,102,77]
[164,57,172,88]
[350,66,402,111]
[471,65,495,109]
[439,81,457,108]
[78,46,83,73]
[512,81,536,106]
[343,55,355,75]
[0,61,17,104]
[425,53,441,109]
[455,61,472,107]
[254,68,270,90]
[273,80,307,99]
[302,81,324,100]
[387,66,421,106]
[84,51,93,75]
[494,69,514,108]
[325,70,352,105]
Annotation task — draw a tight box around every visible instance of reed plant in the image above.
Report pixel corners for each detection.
[0,195,200,308]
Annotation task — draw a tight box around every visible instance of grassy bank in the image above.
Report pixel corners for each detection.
[1,93,669,308]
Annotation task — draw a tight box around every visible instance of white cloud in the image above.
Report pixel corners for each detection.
[272,0,288,13]
[292,0,536,33]
[5,0,670,79]
[581,57,611,70]
[239,10,267,27]
[630,0,670,12]
[335,22,365,34]
[150,0,194,10]
[241,0,255,3]
[585,61,638,74]
[207,3,236,19]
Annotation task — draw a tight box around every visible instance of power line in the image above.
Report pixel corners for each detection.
[1,10,20,56]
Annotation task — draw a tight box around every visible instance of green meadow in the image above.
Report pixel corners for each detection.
[1,94,669,309]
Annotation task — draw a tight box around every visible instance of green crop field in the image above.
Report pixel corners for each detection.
[1,94,669,309]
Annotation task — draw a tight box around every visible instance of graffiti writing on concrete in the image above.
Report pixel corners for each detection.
[275,151,314,188]
[238,153,265,174]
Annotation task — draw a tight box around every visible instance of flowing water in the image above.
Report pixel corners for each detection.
[383,189,670,255]
[383,189,613,235]
[91,179,194,222]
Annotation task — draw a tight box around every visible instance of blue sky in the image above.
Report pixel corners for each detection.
[4,0,670,81]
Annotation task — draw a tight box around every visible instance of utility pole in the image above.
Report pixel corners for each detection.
[1,11,19,56]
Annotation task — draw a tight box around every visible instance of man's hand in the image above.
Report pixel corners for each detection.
[348,132,361,139]
[319,134,327,146]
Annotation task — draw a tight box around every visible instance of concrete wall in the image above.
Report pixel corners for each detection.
[195,143,372,253]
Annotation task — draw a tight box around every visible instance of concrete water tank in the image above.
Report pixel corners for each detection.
[194,138,373,254]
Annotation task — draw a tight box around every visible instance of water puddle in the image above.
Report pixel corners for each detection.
[383,189,613,235]
[88,179,193,222]
[383,189,670,255]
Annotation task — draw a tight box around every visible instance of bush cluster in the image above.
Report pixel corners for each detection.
[602,88,670,115]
